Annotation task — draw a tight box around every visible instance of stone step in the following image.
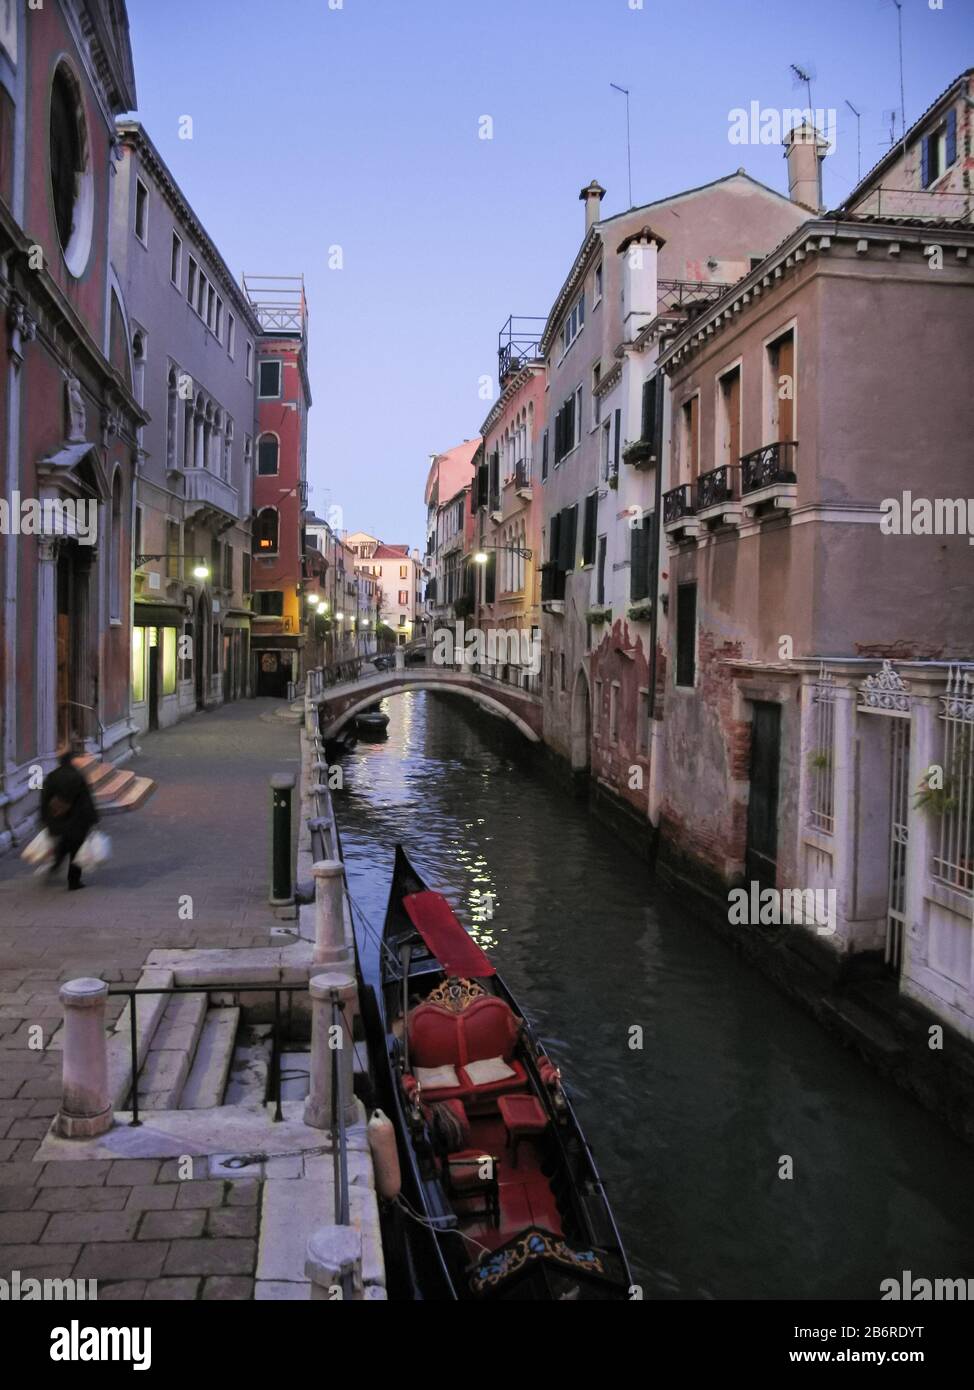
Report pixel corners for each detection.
[73,753,156,816]
[181,1007,240,1109]
[99,774,155,816]
[132,992,209,1111]
[107,968,174,1110]
[224,1024,274,1108]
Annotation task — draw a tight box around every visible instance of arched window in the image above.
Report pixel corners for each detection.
[254,507,278,555]
[109,468,123,621]
[50,63,93,276]
[224,417,233,481]
[166,367,178,469]
[257,433,279,476]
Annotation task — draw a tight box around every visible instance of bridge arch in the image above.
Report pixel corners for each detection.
[317,674,541,744]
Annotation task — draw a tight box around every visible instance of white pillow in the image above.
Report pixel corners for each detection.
[464,1056,515,1086]
[414,1063,460,1090]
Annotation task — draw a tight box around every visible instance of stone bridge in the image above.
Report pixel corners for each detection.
[310,661,543,742]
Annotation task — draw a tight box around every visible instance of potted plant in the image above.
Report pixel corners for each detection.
[585,606,610,624]
[627,601,653,623]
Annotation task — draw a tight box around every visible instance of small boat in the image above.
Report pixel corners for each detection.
[360,844,633,1301]
[355,707,389,735]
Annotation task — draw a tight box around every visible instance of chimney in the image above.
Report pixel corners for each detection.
[783,122,830,212]
[618,226,666,342]
[579,180,606,234]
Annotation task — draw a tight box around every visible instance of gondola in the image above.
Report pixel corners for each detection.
[361,843,633,1301]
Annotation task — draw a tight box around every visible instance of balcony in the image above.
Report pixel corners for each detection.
[695,463,742,528]
[514,460,532,498]
[662,482,699,542]
[498,315,546,381]
[622,439,657,470]
[183,468,240,523]
[740,442,798,517]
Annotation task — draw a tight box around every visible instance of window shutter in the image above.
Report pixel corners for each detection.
[946,108,957,167]
[920,135,931,188]
[549,510,561,564]
[582,492,597,566]
[614,408,621,472]
[565,394,575,452]
[630,518,647,601]
[558,504,578,572]
[485,551,496,603]
[676,583,697,687]
[641,377,657,444]
[596,536,607,606]
[542,429,549,479]
[579,292,585,325]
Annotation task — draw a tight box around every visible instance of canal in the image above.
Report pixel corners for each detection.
[335,689,974,1300]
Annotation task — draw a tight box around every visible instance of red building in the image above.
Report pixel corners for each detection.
[244,276,312,697]
[0,3,143,848]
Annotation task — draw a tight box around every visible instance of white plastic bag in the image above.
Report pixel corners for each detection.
[21,828,55,866]
[75,830,112,873]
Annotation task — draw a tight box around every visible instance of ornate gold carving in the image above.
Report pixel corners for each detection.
[425,976,487,1012]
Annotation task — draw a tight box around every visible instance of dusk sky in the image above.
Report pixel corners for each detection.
[126,0,970,550]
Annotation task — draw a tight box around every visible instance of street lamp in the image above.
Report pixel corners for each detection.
[472,544,533,564]
[135,553,210,581]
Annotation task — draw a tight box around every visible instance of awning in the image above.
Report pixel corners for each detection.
[134,603,186,627]
[402,891,495,978]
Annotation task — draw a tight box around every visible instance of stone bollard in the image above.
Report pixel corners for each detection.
[306,1225,362,1300]
[312,860,348,966]
[394,647,405,670]
[56,978,113,1138]
[304,972,358,1131]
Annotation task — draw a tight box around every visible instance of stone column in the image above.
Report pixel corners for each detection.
[56,978,113,1138]
[304,971,358,1130]
[36,538,59,761]
[312,860,348,965]
[305,1225,362,1301]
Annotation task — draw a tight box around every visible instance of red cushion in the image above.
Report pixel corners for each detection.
[460,997,520,1064]
[409,1003,461,1068]
[408,994,520,1070]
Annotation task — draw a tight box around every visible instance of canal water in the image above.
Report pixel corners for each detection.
[335,690,974,1300]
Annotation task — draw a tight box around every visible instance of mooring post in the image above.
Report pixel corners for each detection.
[304,972,358,1130]
[56,978,113,1138]
[305,1226,362,1300]
[312,860,349,965]
[269,772,295,905]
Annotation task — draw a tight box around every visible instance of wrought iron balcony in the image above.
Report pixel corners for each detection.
[696,464,736,512]
[514,459,531,492]
[663,483,696,525]
[740,441,798,495]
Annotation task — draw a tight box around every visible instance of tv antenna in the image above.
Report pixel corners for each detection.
[882,108,899,148]
[789,62,816,121]
[610,83,633,208]
[890,0,906,146]
[845,98,862,182]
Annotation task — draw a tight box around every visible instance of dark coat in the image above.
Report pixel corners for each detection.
[41,763,99,851]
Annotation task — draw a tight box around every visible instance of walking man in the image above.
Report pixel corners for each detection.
[41,749,99,891]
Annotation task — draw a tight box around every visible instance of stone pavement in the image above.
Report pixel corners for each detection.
[0,699,302,1299]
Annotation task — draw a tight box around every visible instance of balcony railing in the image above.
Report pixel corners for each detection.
[696,464,736,511]
[514,459,531,491]
[663,482,696,525]
[498,315,546,380]
[183,468,239,521]
[741,442,798,495]
[657,279,730,318]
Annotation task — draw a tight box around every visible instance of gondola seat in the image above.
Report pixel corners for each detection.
[405,994,528,1107]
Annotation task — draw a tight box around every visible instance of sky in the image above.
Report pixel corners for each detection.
[126,0,972,550]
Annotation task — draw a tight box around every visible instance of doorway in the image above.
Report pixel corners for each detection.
[194,593,210,710]
[55,543,89,750]
[745,701,781,887]
[147,629,160,732]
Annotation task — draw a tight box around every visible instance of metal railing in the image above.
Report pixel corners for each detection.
[497,315,546,379]
[696,463,737,511]
[740,441,798,495]
[657,278,730,316]
[663,482,696,524]
[108,982,304,1126]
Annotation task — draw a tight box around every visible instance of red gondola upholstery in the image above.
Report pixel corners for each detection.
[405,994,527,1107]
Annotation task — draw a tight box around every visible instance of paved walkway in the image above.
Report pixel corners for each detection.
[0,699,301,1299]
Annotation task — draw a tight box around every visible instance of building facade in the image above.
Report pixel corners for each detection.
[347,532,424,647]
[0,1,143,848]
[422,441,479,642]
[246,275,311,697]
[112,122,260,731]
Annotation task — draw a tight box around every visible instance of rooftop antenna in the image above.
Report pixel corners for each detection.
[890,0,906,147]
[610,83,633,208]
[845,98,862,182]
[789,62,815,124]
[882,108,899,148]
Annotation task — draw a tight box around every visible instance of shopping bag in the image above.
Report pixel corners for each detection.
[75,830,112,873]
[21,828,55,866]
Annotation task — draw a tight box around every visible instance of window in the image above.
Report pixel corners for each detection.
[610,683,619,744]
[582,491,597,567]
[196,270,207,318]
[630,512,655,603]
[242,552,251,596]
[398,589,408,604]
[553,388,581,464]
[134,178,148,244]
[109,471,123,621]
[215,296,223,340]
[592,363,601,425]
[594,679,603,733]
[641,375,658,445]
[718,365,741,468]
[50,63,92,276]
[560,292,585,356]
[596,535,607,605]
[254,590,284,616]
[259,360,282,398]
[921,108,957,187]
[676,583,697,687]
[166,519,181,580]
[227,312,235,358]
[541,428,549,482]
[400,565,408,579]
[767,331,795,442]
[594,261,603,303]
[257,434,279,475]
[170,231,181,286]
[681,395,699,482]
[187,256,197,307]
[400,614,407,627]
[557,503,578,574]
[254,508,279,554]
[245,342,253,381]
[161,627,177,696]
[207,283,216,331]
[223,543,233,590]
